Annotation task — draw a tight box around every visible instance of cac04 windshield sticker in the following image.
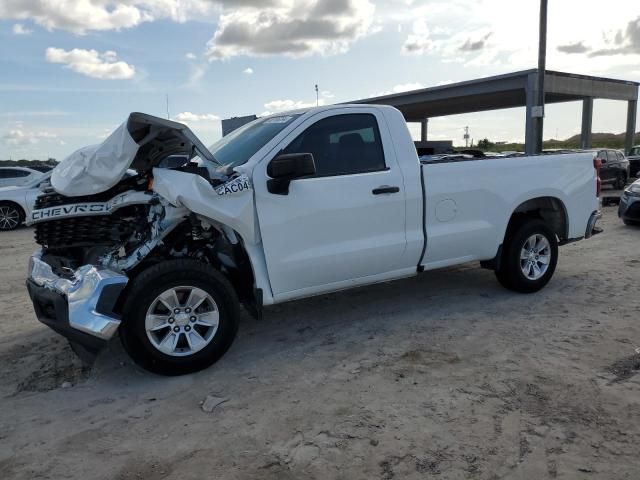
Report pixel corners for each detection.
[215,174,252,196]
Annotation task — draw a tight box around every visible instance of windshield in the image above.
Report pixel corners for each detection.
[207,114,301,169]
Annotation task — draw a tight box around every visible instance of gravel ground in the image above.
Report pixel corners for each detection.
[0,205,639,479]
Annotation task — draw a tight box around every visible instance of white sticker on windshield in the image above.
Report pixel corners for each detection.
[215,174,252,196]
[264,116,293,124]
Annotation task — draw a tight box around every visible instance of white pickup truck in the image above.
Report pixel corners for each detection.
[26,105,601,375]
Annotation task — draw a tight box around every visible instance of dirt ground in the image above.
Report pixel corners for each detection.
[1,205,639,480]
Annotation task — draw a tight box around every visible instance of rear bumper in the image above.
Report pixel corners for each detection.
[585,210,602,239]
[26,252,128,358]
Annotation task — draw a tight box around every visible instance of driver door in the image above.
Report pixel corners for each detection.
[253,108,408,299]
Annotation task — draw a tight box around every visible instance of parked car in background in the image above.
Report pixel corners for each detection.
[618,178,640,225]
[0,171,50,231]
[592,149,629,190]
[628,145,640,178]
[0,166,43,188]
[28,165,55,173]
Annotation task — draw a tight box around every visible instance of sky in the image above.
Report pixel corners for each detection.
[1,0,640,160]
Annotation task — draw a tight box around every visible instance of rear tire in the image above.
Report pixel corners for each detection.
[495,218,558,293]
[615,172,627,190]
[120,259,239,375]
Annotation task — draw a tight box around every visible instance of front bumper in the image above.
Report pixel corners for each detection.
[618,193,640,222]
[26,253,128,359]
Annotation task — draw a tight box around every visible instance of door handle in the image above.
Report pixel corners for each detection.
[372,186,400,195]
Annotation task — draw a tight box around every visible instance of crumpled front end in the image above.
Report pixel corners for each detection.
[25,113,260,361]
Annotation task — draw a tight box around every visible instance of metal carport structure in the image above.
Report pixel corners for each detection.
[352,69,639,155]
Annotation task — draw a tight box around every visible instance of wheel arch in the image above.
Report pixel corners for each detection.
[507,196,569,243]
[0,199,26,215]
[483,196,568,271]
[117,221,266,319]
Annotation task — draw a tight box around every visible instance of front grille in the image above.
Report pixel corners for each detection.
[35,214,142,249]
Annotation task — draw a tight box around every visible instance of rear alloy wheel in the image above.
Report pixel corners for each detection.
[495,218,558,293]
[120,259,239,375]
[0,203,23,231]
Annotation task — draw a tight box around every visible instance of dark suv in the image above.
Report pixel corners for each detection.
[628,146,640,178]
[593,149,629,190]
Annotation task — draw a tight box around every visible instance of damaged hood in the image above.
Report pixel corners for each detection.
[51,112,219,197]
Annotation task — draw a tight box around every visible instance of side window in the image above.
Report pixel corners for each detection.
[616,151,624,161]
[599,151,609,162]
[283,114,386,177]
[14,170,31,177]
[2,169,21,178]
[0,169,6,179]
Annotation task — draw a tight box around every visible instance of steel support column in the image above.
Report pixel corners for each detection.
[580,98,593,149]
[525,73,540,155]
[625,100,637,155]
[420,119,429,142]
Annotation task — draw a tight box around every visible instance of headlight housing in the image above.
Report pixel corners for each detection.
[625,182,640,197]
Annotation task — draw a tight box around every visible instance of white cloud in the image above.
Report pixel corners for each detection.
[45,48,135,80]
[373,82,424,97]
[263,98,325,113]
[243,67,254,74]
[12,23,32,35]
[0,0,215,35]
[2,129,59,146]
[173,112,220,123]
[401,18,432,55]
[185,52,197,60]
[206,0,376,59]
[395,0,640,73]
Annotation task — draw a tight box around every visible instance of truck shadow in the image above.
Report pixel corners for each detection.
[88,263,531,389]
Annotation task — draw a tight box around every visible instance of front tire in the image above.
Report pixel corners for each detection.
[0,202,24,231]
[120,259,239,375]
[495,218,558,293]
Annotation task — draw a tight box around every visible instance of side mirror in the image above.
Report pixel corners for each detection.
[267,153,316,195]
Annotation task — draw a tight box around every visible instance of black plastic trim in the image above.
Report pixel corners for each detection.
[417,165,428,270]
[26,279,107,356]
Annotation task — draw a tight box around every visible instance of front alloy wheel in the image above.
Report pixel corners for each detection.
[120,259,239,375]
[0,204,22,231]
[145,286,220,357]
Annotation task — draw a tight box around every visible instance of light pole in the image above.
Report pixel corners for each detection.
[534,0,548,153]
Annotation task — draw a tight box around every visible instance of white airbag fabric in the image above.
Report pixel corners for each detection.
[51,122,139,197]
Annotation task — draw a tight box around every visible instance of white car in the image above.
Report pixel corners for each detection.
[0,166,43,188]
[26,108,601,374]
[0,171,50,231]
